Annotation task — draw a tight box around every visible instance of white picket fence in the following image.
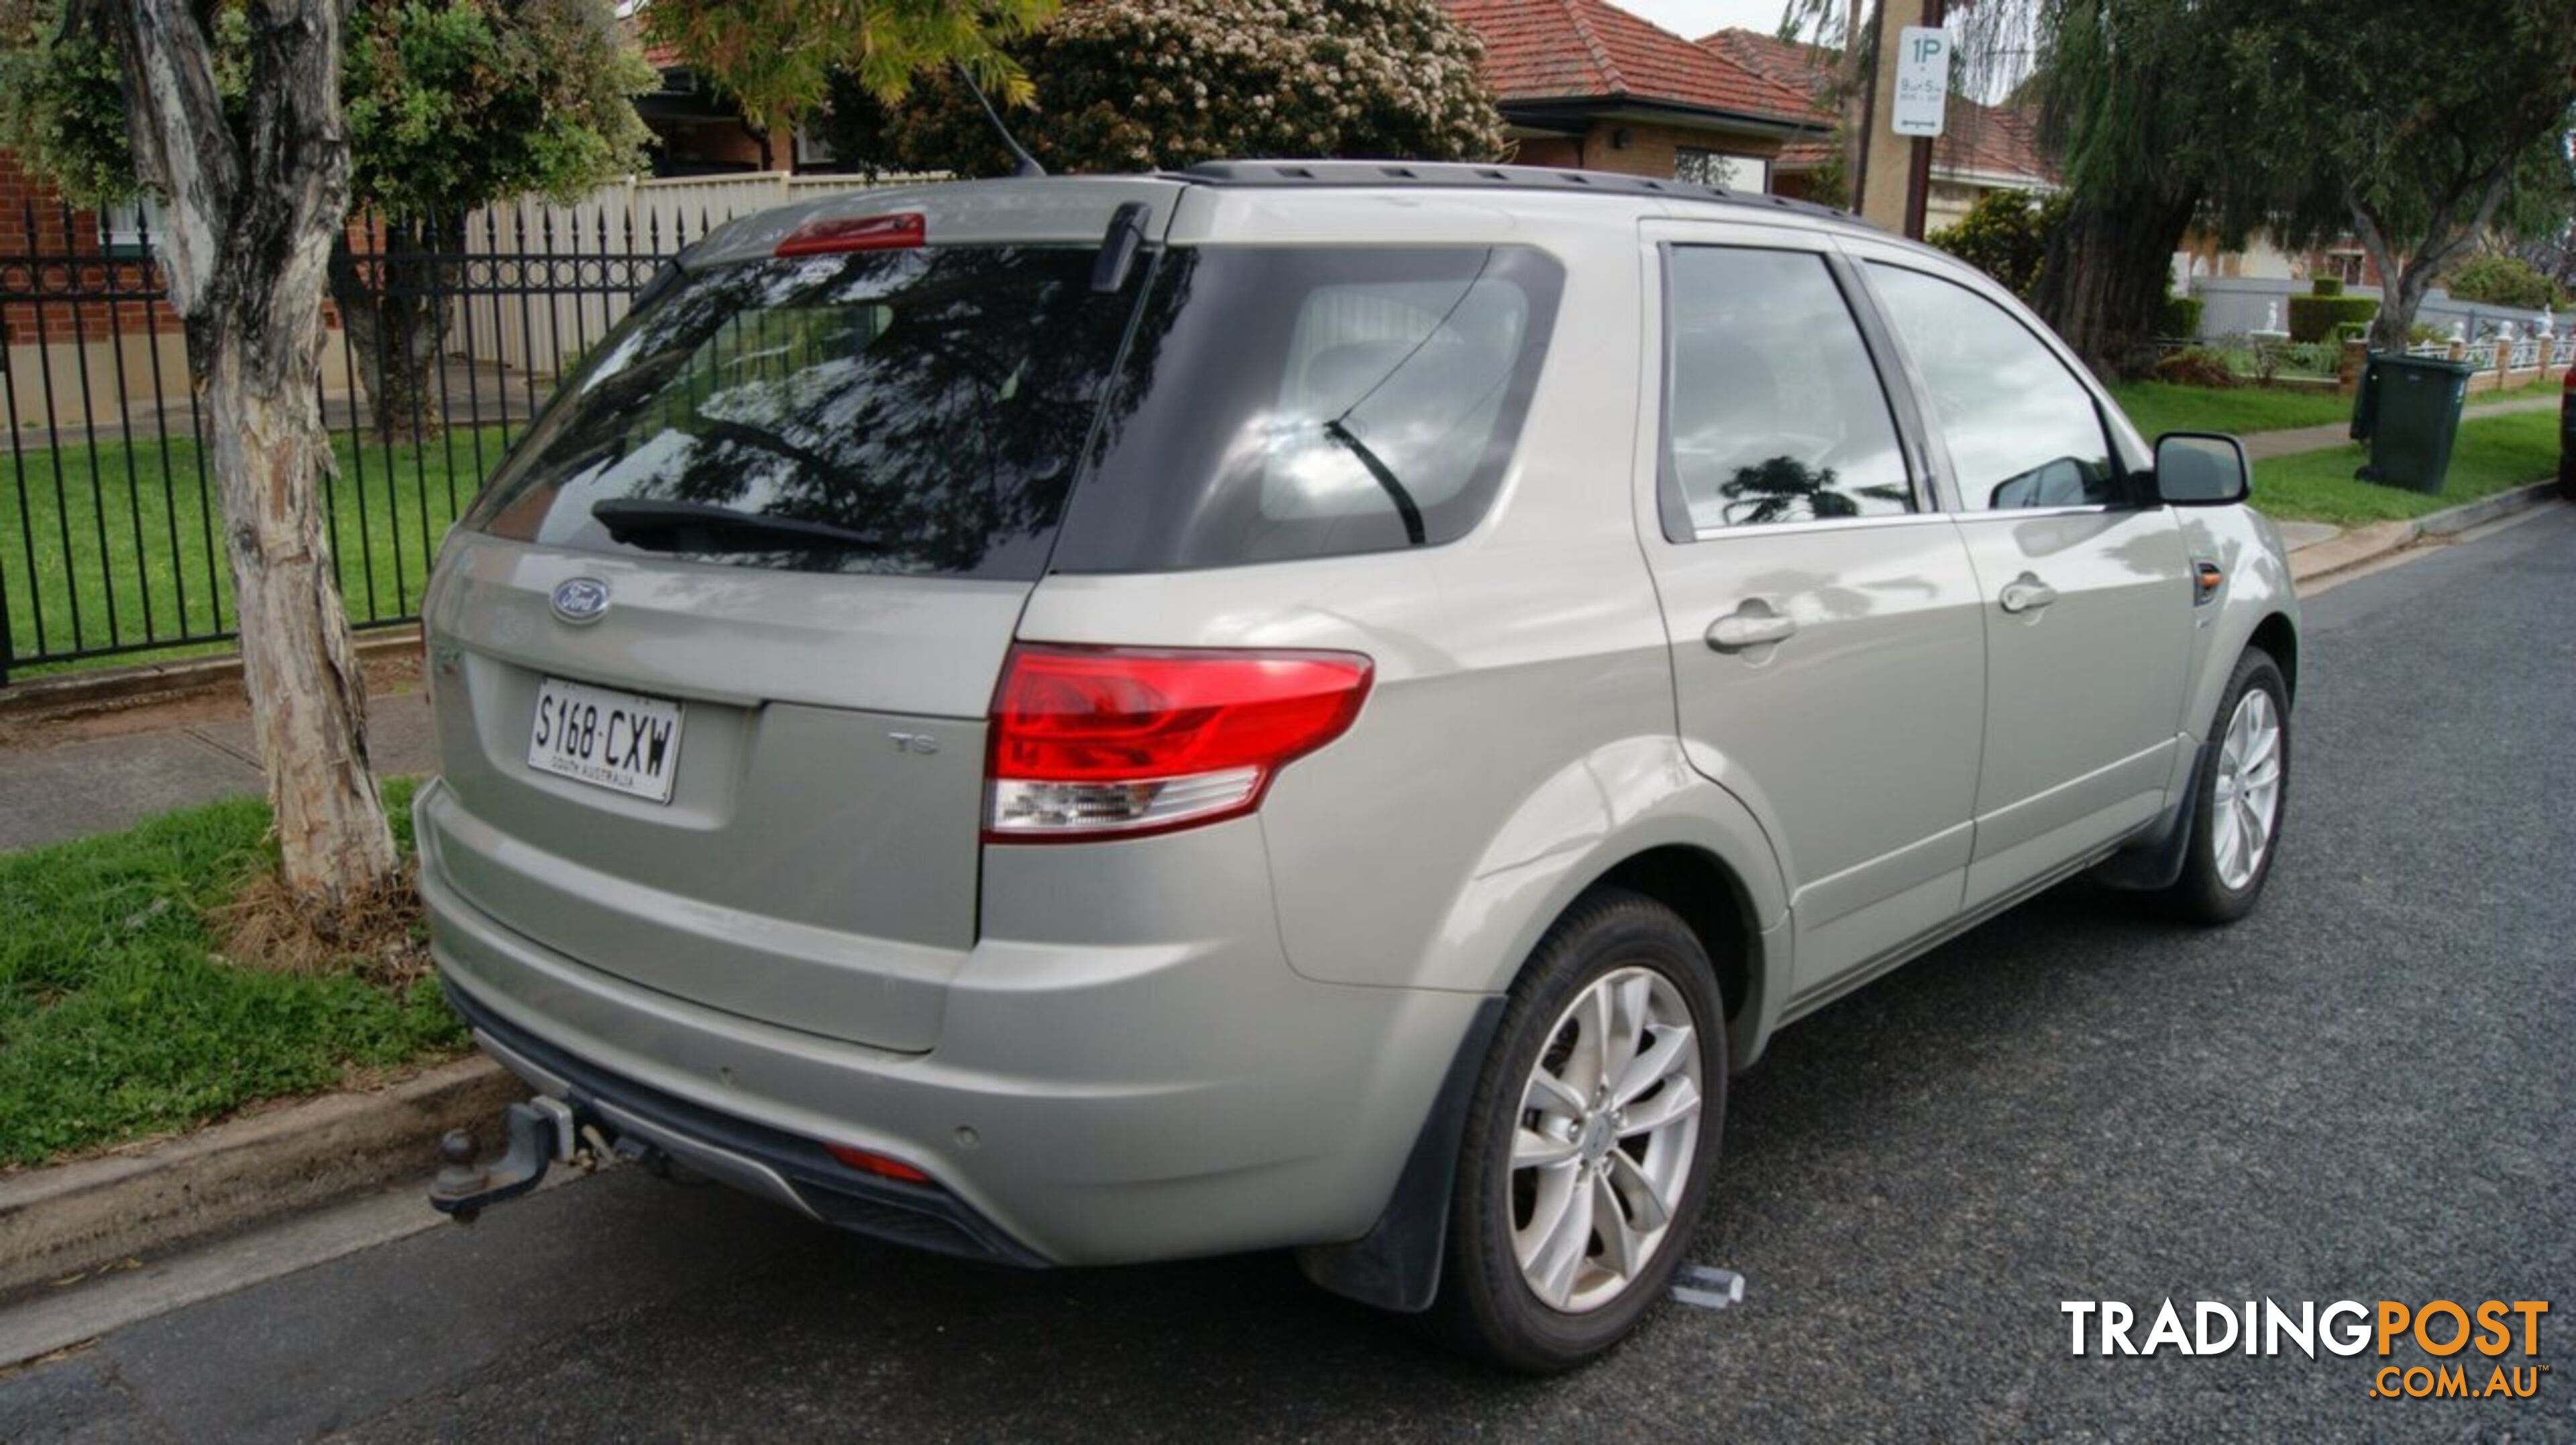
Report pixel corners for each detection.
[453,171,943,380]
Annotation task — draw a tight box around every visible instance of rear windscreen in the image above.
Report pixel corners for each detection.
[466,246,1137,580]
[1055,244,1564,571]
[466,239,1563,579]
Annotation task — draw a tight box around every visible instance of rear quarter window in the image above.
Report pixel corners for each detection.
[1051,245,1565,571]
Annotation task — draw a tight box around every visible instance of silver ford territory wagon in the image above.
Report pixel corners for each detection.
[416,161,2298,1371]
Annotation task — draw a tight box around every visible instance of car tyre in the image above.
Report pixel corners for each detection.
[2161,647,2290,924]
[1427,888,1727,1373]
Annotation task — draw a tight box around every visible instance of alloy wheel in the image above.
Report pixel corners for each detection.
[1510,965,1705,1314]
[2210,687,2284,890]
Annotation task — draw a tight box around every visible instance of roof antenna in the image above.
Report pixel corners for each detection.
[951,61,1046,178]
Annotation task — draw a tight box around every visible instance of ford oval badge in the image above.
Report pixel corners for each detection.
[550,576,610,625]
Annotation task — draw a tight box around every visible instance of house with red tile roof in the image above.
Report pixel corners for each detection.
[1443,0,1831,191]
[1695,25,2056,229]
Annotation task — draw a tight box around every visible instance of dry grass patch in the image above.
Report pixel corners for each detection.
[211,863,432,987]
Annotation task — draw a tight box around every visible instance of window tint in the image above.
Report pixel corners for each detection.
[466,246,1137,580]
[1662,247,1913,531]
[1053,246,1562,571]
[1866,264,2121,512]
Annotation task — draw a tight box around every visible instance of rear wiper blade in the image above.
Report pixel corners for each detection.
[591,498,889,553]
[1323,419,1426,545]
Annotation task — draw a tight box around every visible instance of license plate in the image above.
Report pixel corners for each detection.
[527,677,686,804]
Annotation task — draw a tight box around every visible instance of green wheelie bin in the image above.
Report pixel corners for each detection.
[2349,352,2473,493]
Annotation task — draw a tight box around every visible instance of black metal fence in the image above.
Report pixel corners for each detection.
[0,200,724,683]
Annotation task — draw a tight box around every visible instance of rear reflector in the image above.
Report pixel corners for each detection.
[775,211,926,256]
[826,1142,933,1184]
[985,644,1373,841]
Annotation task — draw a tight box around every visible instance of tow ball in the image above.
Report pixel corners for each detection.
[429,1096,585,1222]
[430,1096,665,1220]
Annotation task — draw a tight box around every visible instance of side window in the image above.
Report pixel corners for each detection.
[1663,247,1913,532]
[1866,264,2120,512]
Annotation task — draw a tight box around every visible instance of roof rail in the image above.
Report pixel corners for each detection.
[1175,159,1870,227]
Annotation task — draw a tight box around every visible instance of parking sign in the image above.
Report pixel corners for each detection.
[1893,26,1949,137]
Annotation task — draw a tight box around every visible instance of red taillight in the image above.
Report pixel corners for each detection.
[826,1142,932,1184]
[775,211,925,256]
[985,644,1374,841]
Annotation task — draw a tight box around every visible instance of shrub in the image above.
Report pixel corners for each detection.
[2287,294,2376,342]
[1929,189,2070,300]
[2151,347,2239,388]
[2309,276,2345,297]
[2159,295,2204,337]
[2279,339,2342,377]
[2442,254,2568,311]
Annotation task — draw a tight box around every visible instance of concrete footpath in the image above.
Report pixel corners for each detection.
[2241,390,2558,460]
[0,684,438,853]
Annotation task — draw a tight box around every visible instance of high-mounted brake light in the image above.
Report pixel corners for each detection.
[985,644,1374,841]
[775,211,926,257]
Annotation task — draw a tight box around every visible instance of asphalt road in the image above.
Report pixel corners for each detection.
[7,506,2573,1443]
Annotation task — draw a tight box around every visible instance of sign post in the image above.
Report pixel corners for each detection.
[1898,9,1951,239]
[1857,0,1952,239]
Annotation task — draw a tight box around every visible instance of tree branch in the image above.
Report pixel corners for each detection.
[86,0,238,315]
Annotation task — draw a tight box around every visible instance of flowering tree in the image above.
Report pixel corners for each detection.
[817,0,1506,176]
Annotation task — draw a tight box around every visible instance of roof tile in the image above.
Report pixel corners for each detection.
[1446,0,1829,125]
[1695,28,2057,185]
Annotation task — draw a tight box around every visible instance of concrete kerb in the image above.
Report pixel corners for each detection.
[2414,480,2564,539]
[0,625,423,720]
[2289,482,2563,586]
[0,1056,516,1304]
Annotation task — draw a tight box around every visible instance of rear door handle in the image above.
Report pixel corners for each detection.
[1998,574,2059,614]
[1706,604,1798,651]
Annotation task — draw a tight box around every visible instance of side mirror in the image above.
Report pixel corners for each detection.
[2153,431,2250,506]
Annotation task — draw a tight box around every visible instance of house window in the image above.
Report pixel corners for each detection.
[97,196,164,258]
[1674,149,1770,195]
[792,125,837,172]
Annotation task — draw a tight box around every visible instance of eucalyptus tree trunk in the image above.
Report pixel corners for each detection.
[1837,0,1868,211]
[90,0,399,909]
[2353,174,2514,355]
[330,219,465,444]
[2030,189,2202,380]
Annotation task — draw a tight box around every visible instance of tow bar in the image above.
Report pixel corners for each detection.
[428,1095,627,1222]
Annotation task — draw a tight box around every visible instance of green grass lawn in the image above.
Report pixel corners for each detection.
[2112,374,2563,444]
[2108,382,2359,439]
[1,425,515,674]
[0,776,465,1169]
[2253,409,2562,527]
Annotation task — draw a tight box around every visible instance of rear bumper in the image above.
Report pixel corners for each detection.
[415,779,1491,1266]
[442,979,1046,1264]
